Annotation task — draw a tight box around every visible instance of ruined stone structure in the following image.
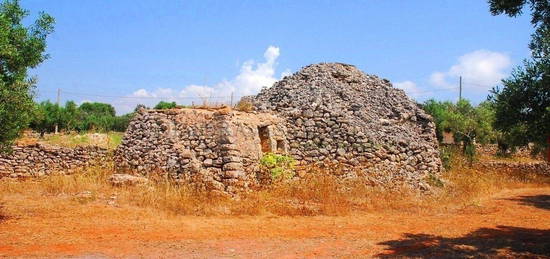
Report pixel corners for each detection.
[116,63,442,191]
[252,63,442,187]
[115,108,287,192]
[0,143,108,178]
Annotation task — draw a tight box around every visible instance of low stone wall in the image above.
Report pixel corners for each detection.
[477,144,543,159]
[478,161,549,175]
[0,144,109,178]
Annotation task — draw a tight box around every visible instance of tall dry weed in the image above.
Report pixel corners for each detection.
[1,154,548,217]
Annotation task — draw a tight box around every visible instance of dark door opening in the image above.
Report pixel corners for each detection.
[258,126,271,153]
[276,140,285,153]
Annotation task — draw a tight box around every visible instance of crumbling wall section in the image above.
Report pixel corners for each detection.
[114,108,286,193]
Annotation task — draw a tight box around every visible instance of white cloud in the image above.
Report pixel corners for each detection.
[429,72,451,88]
[132,89,152,98]
[113,46,286,114]
[430,50,512,91]
[394,81,430,99]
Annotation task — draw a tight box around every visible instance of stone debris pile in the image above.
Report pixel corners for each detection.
[253,63,442,187]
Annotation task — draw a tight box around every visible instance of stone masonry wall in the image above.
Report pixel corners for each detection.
[114,108,286,193]
[0,143,109,178]
[479,161,549,176]
[253,63,442,189]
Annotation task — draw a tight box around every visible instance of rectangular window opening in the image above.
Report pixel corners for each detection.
[276,140,285,153]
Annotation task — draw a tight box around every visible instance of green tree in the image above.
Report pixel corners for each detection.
[490,60,549,154]
[76,102,115,132]
[0,0,54,151]
[112,113,133,132]
[423,99,497,165]
[29,101,60,136]
[154,101,177,109]
[30,100,133,133]
[488,0,550,157]
[78,102,116,117]
[489,0,550,59]
[61,101,80,131]
[422,99,455,141]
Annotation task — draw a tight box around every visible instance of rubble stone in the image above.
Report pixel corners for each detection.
[252,63,442,187]
[115,63,443,191]
[114,108,287,193]
[0,143,108,178]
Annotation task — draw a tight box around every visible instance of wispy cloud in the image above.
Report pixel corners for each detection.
[430,49,512,91]
[394,80,430,99]
[114,46,286,114]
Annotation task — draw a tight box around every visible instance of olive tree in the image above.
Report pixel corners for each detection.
[0,0,54,151]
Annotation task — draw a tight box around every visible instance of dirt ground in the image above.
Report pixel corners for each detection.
[0,187,549,258]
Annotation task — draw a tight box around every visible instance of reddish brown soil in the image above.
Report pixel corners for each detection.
[1,187,549,258]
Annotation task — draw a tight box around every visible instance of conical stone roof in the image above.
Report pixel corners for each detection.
[253,63,441,188]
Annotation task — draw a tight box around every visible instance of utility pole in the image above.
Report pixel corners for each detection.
[459,76,462,101]
[55,88,61,134]
[230,91,234,107]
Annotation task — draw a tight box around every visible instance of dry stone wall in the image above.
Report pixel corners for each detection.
[114,108,286,193]
[116,63,443,191]
[476,143,546,160]
[253,63,442,188]
[479,161,549,175]
[0,143,109,178]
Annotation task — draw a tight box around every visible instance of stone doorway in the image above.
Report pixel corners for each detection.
[258,126,271,153]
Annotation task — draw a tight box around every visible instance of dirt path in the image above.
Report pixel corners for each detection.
[1,187,549,258]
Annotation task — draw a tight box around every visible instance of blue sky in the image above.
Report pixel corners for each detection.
[25,0,533,114]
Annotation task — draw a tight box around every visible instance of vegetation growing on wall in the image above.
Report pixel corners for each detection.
[260,153,296,180]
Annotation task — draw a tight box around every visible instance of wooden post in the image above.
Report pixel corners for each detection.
[459,76,462,101]
[55,88,60,134]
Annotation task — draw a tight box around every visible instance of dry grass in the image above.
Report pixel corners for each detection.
[1,155,548,218]
[234,99,254,112]
[38,132,124,149]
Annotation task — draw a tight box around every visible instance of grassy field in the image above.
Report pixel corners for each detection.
[35,132,124,150]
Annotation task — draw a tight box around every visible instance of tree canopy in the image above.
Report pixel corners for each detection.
[154,101,177,110]
[0,0,54,151]
[30,101,133,134]
[423,99,497,164]
[488,0,550,155]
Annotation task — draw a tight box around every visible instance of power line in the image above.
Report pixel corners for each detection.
[37,81,487,103]
[461,81,496,88]
[459,76,462,101]
[38,89,238,100]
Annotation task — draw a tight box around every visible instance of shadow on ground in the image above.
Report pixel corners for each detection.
[507,195,550,210]
[377,226,550,258]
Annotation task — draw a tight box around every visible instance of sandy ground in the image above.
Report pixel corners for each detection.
[0,187,549,258]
